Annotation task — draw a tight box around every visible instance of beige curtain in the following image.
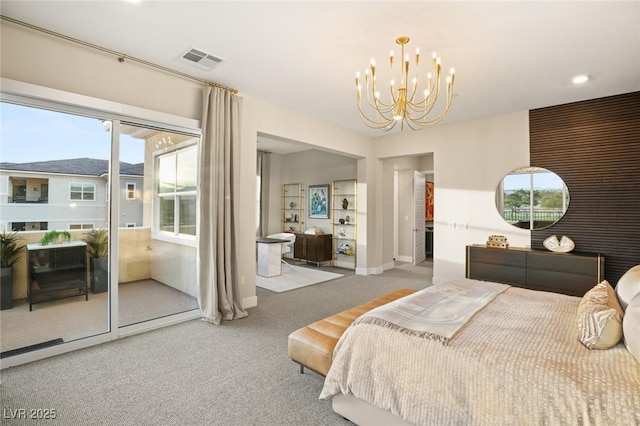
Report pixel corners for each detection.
[197,86,248,324]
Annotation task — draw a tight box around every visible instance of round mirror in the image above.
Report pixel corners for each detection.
[495,167,570,230]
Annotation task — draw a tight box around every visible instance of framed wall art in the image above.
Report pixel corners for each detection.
[425,182,434,221]
[308,184,330,219]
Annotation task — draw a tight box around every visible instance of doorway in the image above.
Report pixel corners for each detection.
[388,153,434,266]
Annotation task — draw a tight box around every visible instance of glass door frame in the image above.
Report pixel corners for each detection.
[0,78,201,368]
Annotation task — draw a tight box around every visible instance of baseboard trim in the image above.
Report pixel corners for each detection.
[243,295,258,309]
[383,261,396,271]
[355,265,384,276]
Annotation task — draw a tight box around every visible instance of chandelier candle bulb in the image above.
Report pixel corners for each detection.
[355,36,456,131]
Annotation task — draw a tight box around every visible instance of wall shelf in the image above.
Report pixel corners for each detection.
[282,183,304,233]
[332,179,357,269]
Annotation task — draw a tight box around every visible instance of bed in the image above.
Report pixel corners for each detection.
[319,273,640,425]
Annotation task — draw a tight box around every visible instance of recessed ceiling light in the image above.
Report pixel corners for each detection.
[572,74,590,84]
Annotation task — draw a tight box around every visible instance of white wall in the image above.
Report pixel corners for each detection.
[1,19,533,305]
[267,150,357,236]
[0,22,201,122]
[240,97,373,282]
[374,112,531,283]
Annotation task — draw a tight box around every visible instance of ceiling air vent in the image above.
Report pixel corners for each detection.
[178,48,224,71]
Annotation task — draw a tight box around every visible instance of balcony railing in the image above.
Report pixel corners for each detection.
[9,196,48,204]
[502,207,564,223]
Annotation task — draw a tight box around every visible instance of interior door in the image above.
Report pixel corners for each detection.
[413,171,426,265]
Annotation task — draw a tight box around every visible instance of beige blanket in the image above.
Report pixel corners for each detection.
[356,278,509,343]
[320,284,640,425]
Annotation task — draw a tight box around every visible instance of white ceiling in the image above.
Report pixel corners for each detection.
[2,1,639,150]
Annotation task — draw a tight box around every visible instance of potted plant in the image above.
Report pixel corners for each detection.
[40,230,71,245]
[83,228,108,294]
[0,231,23,310]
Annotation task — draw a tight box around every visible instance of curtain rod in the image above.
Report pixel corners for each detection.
[1,15,238,94]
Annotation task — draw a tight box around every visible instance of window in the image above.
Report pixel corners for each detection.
[11,222,25,231]
[70,183,95,201]
[10,222,48,231]
[125,182,136,200]
[156,143,197,237]
[69,224,94,230]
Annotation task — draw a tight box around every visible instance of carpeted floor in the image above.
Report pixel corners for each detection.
[0,262,432,426]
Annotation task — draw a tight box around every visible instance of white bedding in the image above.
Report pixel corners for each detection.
[356,278,509,343]
[320,283,640,425]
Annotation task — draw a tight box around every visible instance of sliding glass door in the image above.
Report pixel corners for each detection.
[0,98,200,361]
[0,103,111,356]
[117,124,198,328]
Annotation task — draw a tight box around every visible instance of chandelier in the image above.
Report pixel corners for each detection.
[355,36,456,131]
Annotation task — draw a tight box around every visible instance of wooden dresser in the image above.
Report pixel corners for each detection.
[466,245,604,297]
[294,233,332,266]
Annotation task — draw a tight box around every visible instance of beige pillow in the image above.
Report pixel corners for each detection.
[623,293,640,364]
[616,264,640,311]
[577,280,624,350]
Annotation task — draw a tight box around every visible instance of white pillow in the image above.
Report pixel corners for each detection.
[577,280,624,350]
[616,265,640,310]
[623,293,640,364]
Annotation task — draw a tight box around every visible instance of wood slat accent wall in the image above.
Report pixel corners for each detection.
[529,91,640,286]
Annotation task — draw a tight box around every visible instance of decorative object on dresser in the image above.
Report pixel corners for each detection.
[543,234,575,253]
[466,244,604,297]
[486,235,509,248]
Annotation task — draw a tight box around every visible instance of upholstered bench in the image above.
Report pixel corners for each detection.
[288,288,417,376]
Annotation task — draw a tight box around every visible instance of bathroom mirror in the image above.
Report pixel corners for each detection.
[495,167,570,230]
